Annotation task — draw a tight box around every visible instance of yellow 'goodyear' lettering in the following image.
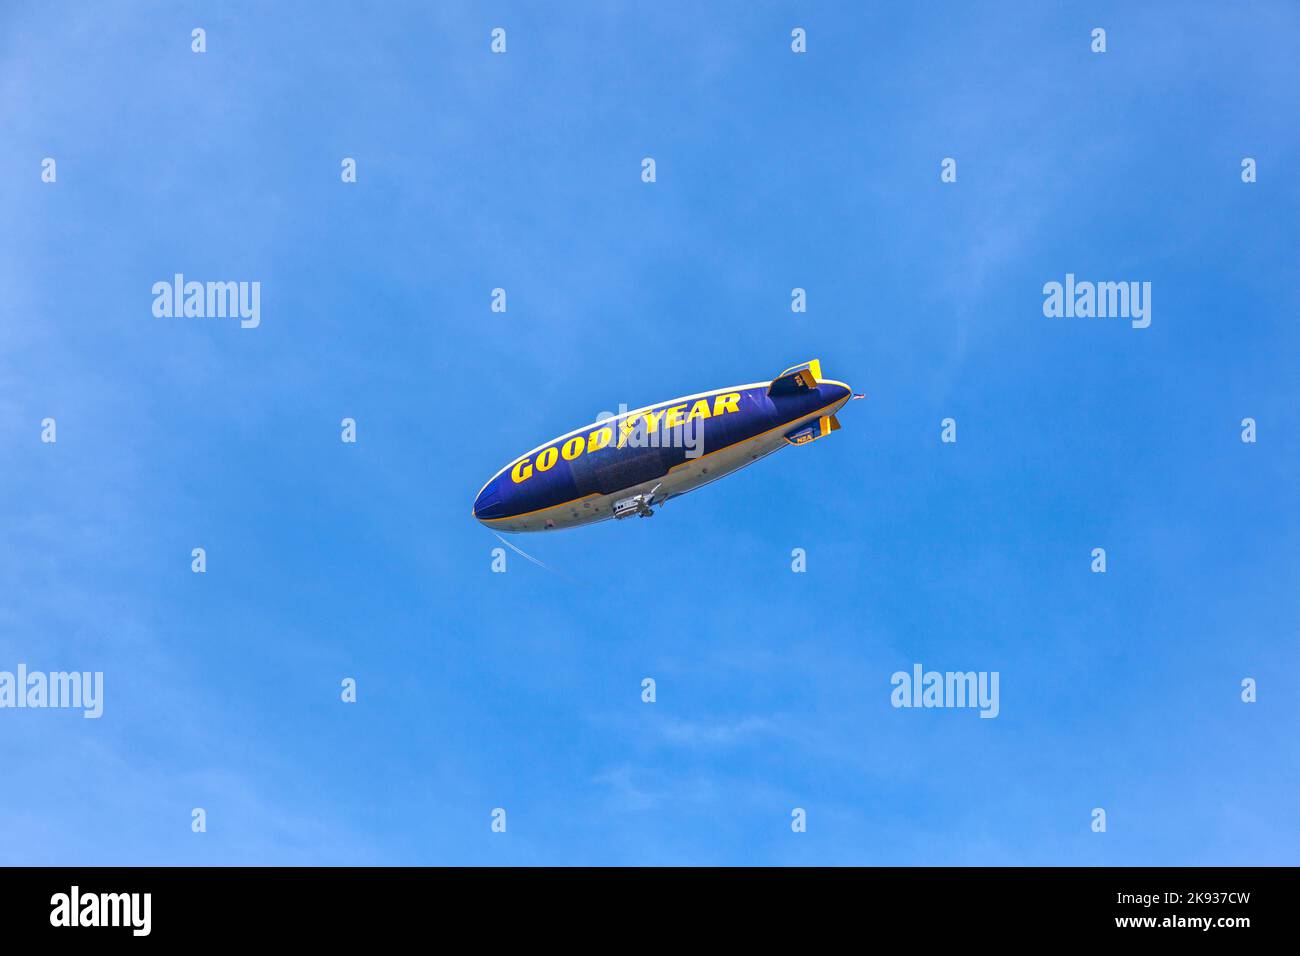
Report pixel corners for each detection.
[509,392,742,484]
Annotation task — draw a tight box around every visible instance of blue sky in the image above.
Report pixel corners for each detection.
[1,1,1297,865]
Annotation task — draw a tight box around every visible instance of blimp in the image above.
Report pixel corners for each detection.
[472,359,860,532]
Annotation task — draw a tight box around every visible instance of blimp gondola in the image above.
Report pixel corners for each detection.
[472,359,859,532]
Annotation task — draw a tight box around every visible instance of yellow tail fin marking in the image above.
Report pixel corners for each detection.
[777,358,823,385]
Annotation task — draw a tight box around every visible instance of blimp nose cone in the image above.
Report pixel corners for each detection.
[472,476,511,522]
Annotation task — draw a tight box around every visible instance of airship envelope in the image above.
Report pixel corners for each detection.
[473,359,857,532]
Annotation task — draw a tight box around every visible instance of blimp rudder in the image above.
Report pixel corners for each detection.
[768,359,851,407]
[768,359,850,404]
[768,359,823,396]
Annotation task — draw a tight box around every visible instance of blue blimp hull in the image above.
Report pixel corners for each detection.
[473,360,855,532]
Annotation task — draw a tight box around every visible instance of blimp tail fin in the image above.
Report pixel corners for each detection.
[784,414,840,446]
[768,359,823,397]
